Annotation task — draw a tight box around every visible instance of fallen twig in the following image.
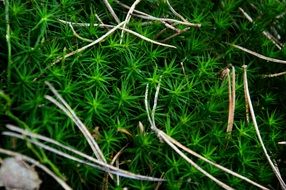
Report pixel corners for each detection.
[3,125,164,182]
[68,23,93,42]
[33,21,126,81]
[144,79,234,190]
[166,0,189,23]
[143,76,269,190]
[239,7,283,50]
[242,65,286,189]
[120,0,142,43]
[102,144,128,190]
[102,0,120,23]
[262,71,286,78]
[58,19,176,49]
[163,133,269,190]
[226,65,235,133]
[45,81,107,164]
[5,0,12,85]
[230,44,286,64]
[115,0,201,28]
[161,27,190,42]
[132,13,201,28]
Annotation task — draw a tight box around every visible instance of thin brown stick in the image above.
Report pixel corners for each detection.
[159,131,234,190]
[116,0,184,31]
[48,21,125,67]
[115,0,201,27]
[45,82,107,164]
[162,22,180,32]
[2,130,164,182]
[144,77,269,190]
[145,82,234,190]
[114,0,149,17]
[226,68,232,132]
[231,66,236,123]
[5,125,163,182]
[110,145,128,166]
[155,28,168,39]
[242,65,286,189]
[163,133,269,190]
[115,159,120,186]
[161,27,190,42]
[262,71,286,78]
[111,145,127,186]
[238,7,283,49]
[33,21,126,81]
[156,23,183,39]
[102,0,120,23]
[166,0,188,22]
[154,173,165,190]
[95,13,104,26]
[120,0,142,44]
[0,148,72,190]
[58,19,176,49]
[230,44,286,64]
[132,13,201,27]
[243,66,250,124]
[5,0,12,85]
[69,23,93,42]
[226,66,235,133]
[102,144,128,190]
[95,13,110,31]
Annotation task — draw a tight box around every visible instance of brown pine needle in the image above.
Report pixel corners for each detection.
[120,0,142,44]
[145,80,234,190]
[238,7,283,50]
[230,44,286,64]
[262,71,286,78]
[144,76,269,190]
[243,70,250,124]
[166,0,189,23]
[158,131,234,190]
[45,81,107,164]
[95,13,105,26]
[115,0,201,28]
[50,21,125,65]
[3,126,164,182]
[102,0,120,24]
[68,23,93,42]
[33,21,126,81]
[132,13,201,28]
[5,0,12,85]
[242,65,286,189]
[103,144,128,190]
[58,19,176,49]
[165,133,269,190]
[226,65,235,133]
[161,27,190,43]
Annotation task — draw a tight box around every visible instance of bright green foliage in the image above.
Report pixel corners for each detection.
[1,0,286,189]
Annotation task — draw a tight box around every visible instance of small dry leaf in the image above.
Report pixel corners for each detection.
[0,157,41,190]
[91,126,101,141]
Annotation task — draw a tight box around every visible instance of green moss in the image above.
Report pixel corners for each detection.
[1,0,286,189]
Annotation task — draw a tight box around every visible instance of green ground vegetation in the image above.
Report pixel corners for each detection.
[1,0,286,189]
